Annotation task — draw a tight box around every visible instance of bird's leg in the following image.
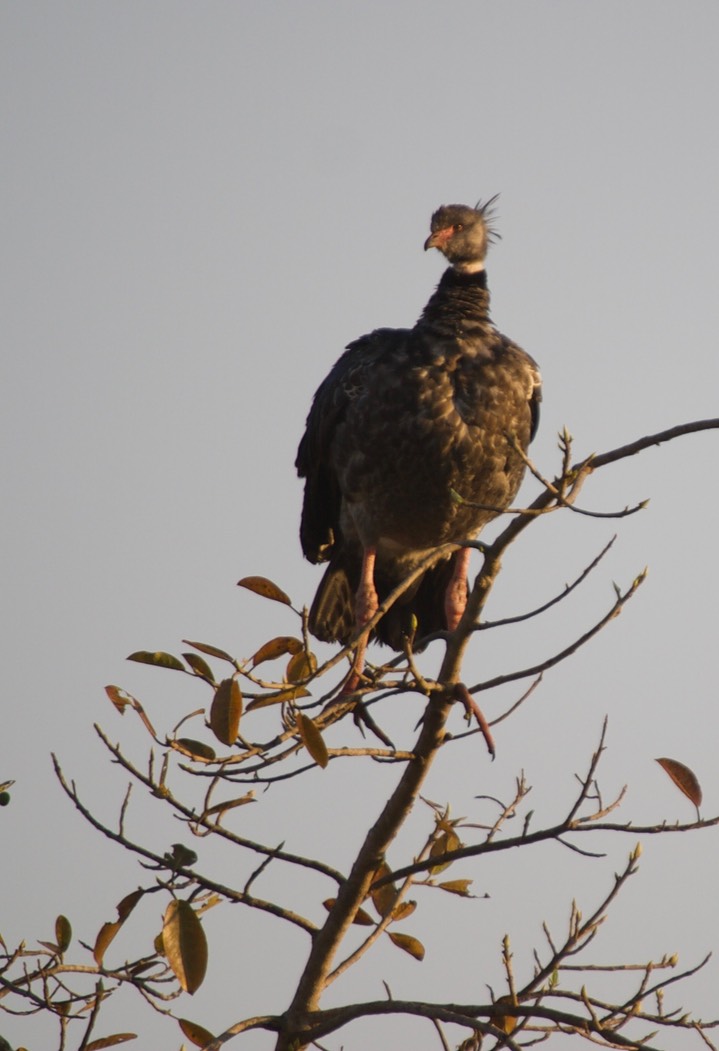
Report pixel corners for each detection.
[444,547,471,631]
[341,546,378,695]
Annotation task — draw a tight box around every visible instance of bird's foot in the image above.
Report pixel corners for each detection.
[352,701,395,748]
[452,682,495,758]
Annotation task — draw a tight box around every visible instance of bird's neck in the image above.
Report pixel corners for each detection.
[418,267,492,333]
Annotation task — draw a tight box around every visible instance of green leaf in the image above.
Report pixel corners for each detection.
[174,739,216,762]
[55,915,72,953]
[183,639,236,664]
[127,651,185,672]
[182,653,215,682]
[163,899,208,995]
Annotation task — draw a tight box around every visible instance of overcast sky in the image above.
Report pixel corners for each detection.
[3,4,719,1049]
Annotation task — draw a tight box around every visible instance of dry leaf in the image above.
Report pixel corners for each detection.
[94,890,144,966]
[388,931,425,961]
[178,1019,215,1048]
[369,861,397,918]
[439,879,474,897]
[390,900,417,922]
[251,636,302,667]
[209,678,243,747]
[656,757,702,808]
[201,792,256,819]
[490,995,518,1035]
[323,899,375,925]
[84,1036,137,1050]
[429,829,462,874]
[286,650,317,683]
[162,900,208,995]
[105,685,133,714]
[237,576,291,606]
[84,1037,137,1050]
[295,711,329,768]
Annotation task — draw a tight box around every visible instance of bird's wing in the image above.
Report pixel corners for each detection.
[450,334,542,443]
[296,329,408,563]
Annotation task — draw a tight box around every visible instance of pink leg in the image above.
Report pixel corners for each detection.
[342,546,378,694]
[444,548,471,631]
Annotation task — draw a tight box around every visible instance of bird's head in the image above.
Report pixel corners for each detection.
[424,197,500,273]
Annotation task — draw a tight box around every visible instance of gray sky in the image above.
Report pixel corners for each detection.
[3,4,719,1048]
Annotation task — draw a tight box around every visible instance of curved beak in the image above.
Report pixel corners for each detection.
[424,226,453,252]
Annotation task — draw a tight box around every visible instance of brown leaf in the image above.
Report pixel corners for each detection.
[105,685,133,714]
[201,791,256,819]
[286,650,317,683]
[656,757,703,808]
[323,899,374,926]
[173,739,216,762]
[117,889,145,922]
[94,890,144,965]
[390,900,417,922]
[237,575,292,606]
[490,995,518,1035]
[439,879,474,897]
[369,861,397,918]
[388,931,425,961]
[84,1037,137,1050]
[209,678,243,746]
[178,1019,215,1048]
[55,915,72,953]
[104,684,157,740]
[94,922,122,966]
[295,711,329,769]
[429,829,462,874]
[251,636,303,667]
[162,899,208,995]
[182,653,215,682]
[245,686,311,712]
[183,639,236,664]
[127,650,185,672]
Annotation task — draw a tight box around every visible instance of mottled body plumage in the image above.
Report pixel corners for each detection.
[296,202,541,655]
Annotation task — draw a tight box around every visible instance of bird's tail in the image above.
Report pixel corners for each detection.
[308,556,356,645]
[309,552,461,652]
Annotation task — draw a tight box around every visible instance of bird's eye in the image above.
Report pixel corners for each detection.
[455,224,463,231]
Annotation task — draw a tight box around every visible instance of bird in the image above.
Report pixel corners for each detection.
[296,199,541,692]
